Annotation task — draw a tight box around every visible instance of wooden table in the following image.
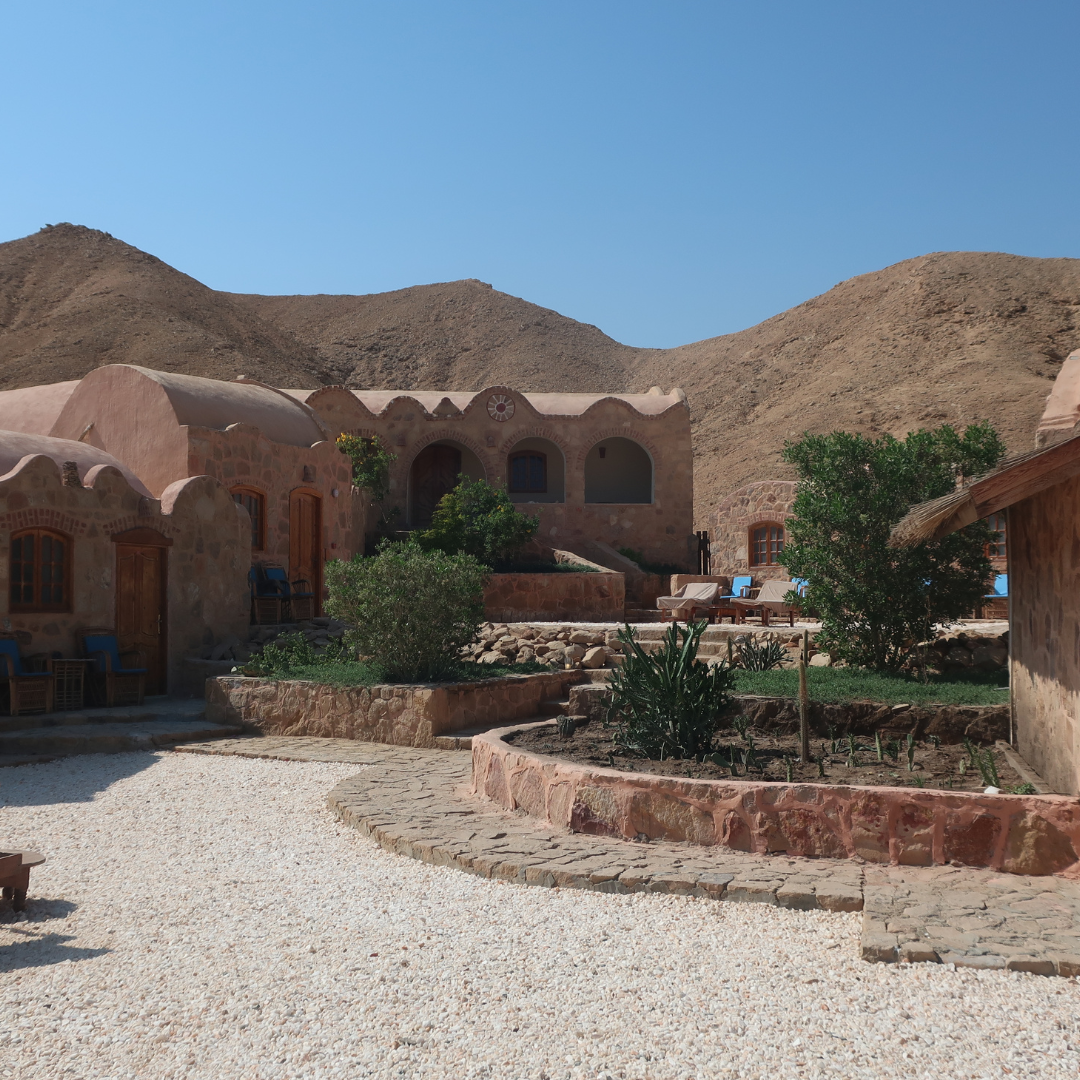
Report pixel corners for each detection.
[49,658,94,711]
[0,851,45,912]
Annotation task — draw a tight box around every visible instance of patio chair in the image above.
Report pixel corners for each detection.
[657,582,721,623]
[718,575,754,603]
[80,628,146,707]
[0,638,54,716]
[732,579,801,627]
[977,573,1008,619]
[286,577,317,622]
[250,565,286,625]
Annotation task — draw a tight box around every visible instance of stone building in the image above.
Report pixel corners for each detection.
[892,348,1080,796]
[708,480,797,583]
[0,430,248,695]
[0,365,365,606]
[285,384,694,569]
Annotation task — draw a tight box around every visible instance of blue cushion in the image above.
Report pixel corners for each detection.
[0,639,23,677]
[83,635,144,675]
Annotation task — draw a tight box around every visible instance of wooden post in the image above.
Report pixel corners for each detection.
[798,629,810,763]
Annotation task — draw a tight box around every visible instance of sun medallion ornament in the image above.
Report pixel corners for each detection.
[487,394,514,422]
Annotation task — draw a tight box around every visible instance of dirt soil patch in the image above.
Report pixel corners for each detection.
[506,720,1025,792]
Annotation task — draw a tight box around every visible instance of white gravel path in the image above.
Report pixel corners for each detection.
[1,751,1077,1080]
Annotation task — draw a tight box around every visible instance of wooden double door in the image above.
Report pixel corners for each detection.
[410,444,462,527]
[115,534,168,694]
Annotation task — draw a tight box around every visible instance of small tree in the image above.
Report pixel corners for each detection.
[337,434,395,503]
[324,542,486,681]
[780,423,1006,671]
[417,476,539,568]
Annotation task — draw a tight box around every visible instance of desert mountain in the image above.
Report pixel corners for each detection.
[2,223,1078,521]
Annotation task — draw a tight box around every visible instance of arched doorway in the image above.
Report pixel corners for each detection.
[506,438,565,504]
[408,441,486,527]
[112,527,171,694]
[289,489,323,614]
[584,437,653,503]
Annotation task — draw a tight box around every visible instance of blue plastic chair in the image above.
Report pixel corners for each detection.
[0,638,54,715]
[989,573,1008,598]
[82,632,146,706]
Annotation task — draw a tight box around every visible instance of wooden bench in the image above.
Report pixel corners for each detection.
[0,850,46,912]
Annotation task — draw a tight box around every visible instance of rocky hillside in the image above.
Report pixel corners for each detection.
[2,223,1078,519]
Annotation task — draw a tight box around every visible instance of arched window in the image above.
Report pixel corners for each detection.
[985,512,1006,560]
[509,451,547,494]
[232,487,266,550]
[750,524,784,567]
[10,528,71,612]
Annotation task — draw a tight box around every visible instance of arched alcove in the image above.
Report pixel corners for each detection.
[506,437,565,504]
[584,437,653,504]
[408,440,486,527]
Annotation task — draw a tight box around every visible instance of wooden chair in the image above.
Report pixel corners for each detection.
[288,577,317,622]
[0,638,54,716]
[80,628,146,707]
[250,566,285,625]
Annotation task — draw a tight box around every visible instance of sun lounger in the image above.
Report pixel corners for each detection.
[656,582,721,623]
[731,579,801,627]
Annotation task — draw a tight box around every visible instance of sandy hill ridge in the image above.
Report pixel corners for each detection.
[2,223,1079,520]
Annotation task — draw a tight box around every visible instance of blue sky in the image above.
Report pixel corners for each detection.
[3,1,1078,347]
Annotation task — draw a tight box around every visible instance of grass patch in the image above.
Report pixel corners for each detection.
[252,658,552,687]
[730,666,1008,706]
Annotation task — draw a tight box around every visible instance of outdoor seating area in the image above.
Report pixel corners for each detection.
[0,630,145,716]
[656,575,806,626]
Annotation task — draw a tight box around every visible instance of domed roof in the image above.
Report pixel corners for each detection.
[0,381,81,435]
[0,429,152,496]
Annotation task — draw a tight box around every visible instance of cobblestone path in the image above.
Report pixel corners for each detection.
[177,735,1080,978]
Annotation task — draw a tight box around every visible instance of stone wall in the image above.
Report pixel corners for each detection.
[472,724,1080,875]
[1011,477,1080,796]
[206,670,580,748]
[708,480,797,583]
[483,572,625,623]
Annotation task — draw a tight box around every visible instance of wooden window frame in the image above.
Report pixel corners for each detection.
[749,523,785,567]
[9,527,73,613]
[232,486,267,551]
[508,451,548,494]
[985,512,1006,560]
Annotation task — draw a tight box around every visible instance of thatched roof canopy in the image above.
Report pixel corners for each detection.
[890,434,1080,547]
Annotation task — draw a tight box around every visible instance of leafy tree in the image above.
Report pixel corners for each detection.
[780,423,1006,671]
[337,434,395,503]
[324,541,487,682]
[417,476,539,567]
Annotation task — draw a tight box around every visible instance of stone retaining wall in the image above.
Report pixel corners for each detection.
[566,686,1010,745]
[483,572,625,622]
[206,670,579,748]
[472,723,1080,876]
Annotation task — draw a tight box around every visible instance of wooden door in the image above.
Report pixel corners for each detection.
[410,444,462,526]
[115,544,167,694]
[290,490,323,613]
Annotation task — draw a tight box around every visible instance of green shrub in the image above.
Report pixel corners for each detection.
[337,433,395,503]
[417,477,539,567]
[243,631,353,677]
[324,541,487,681]
[605,621,734,759]
[734,638,787,671]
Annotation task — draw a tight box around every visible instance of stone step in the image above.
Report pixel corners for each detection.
[538,699,570,717]
[0,716,242,763]
[0,697,207,734]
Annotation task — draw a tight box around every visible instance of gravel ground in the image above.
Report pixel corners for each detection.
[1,752,1077,1080]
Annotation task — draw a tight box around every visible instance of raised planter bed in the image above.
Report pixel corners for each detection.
[483,572,624,623]
[206,670,579,748]
[472,721,1080,876]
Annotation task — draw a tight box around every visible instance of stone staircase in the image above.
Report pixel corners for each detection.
[0,698,244,766]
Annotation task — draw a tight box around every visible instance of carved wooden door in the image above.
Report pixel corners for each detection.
[115,544,167,694]
[411,444,462,526]
[289,490,323,614]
